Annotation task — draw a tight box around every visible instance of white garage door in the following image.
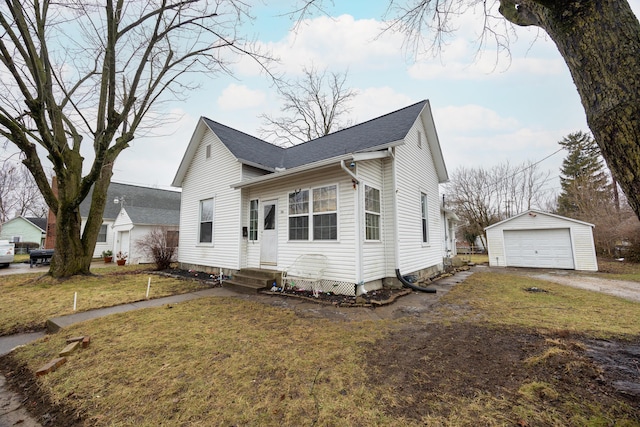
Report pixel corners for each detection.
[504,228,575,269]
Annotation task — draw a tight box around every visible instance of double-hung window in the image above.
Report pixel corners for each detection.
[313,186,337,240]
[199,198,214,243]
[289,185,337,241]
[421,193,429,243]
[365,185,381,241]
[97,224,108,243]
[249,199,259,240]
[288,190,309,240]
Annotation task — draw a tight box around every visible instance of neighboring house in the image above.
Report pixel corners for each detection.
[79,182,181,264]
[485,209,597,271]
[0,216,47,246]
[173,100,452,295]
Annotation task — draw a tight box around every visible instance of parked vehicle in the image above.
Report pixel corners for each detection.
[0,240,15,268]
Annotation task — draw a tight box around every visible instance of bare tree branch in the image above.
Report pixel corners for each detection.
[259,65,357,146]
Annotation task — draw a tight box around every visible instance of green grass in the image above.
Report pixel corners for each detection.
[4,269,640,426]
[13,253,30,263]
[439,271,640,337]
[14,298,395,426]
[0,268,212,336]
[596,258,640,282]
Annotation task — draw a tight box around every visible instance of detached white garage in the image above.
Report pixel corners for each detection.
[485,210,598,271]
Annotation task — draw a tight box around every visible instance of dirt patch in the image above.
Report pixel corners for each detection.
[153,268,222,286]
[364,322,640,423]
[585,339,640,399]
[0,355,83,426]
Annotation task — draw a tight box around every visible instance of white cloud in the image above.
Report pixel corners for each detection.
[217,84,266,110]
[350,87,415,122]
[112,109,198,187]
[433,105,519,133]
[234,14,406,77]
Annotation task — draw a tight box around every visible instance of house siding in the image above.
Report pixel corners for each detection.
[81,219,116,259]
[178,129,243,270]
[0,217,45,245]
[241,165,358,283]
[394,120,444,276]
[358,159,387,283]
[486,212,597,271]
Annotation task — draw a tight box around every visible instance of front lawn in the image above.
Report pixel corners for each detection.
[2,271,639,426]
[0,268,212,336]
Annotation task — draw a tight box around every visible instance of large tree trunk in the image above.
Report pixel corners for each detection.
[500,0,640,219]
[47,157,115,278]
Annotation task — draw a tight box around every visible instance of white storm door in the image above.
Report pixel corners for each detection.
[117,230,130,256]
[260,200,278,265]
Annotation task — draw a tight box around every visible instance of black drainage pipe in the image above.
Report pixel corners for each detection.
[395,269,437,293]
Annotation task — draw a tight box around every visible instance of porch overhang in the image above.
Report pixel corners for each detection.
[231,141,401,190]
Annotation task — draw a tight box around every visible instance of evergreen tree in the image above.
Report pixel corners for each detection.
[557,132,611,217]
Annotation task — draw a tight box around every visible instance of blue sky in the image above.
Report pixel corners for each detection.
[6,1,639,197]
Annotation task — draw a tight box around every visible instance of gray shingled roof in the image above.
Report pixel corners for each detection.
[284,100,428,168]
[80,182,181,225]
[25,217,47,231]
[201,119,285,170]
[203,100,428,170]
[123,206,180,226]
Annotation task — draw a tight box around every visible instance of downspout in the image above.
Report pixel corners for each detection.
[389,147,436,293]
[340,159,363,290]
[340,159,359,184]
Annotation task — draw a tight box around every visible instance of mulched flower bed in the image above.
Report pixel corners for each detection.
[260,287,413,307]
[157,266,464,307]
[156,268,223,286]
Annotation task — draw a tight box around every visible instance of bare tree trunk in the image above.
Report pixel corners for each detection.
[500,0,640,219]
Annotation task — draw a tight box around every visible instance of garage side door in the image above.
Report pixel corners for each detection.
[504,229,575,269]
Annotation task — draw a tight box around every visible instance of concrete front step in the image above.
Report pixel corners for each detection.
[223,280,268,294]
[223,268,280,294]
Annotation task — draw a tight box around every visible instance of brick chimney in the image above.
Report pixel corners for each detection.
[44,176,57,249]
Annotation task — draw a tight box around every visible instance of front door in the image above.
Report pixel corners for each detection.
[260,200,277,265]
[117,230,130,257]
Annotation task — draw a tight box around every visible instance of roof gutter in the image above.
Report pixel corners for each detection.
[340,159,359,184]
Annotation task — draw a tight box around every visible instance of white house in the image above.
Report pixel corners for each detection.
[172,100,451,295]
[485,209,598,271]
[79,183,181,264]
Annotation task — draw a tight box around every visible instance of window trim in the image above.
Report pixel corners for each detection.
[97,224,108,243]
[421,192,429,244]
[417,130,422,149]
[205,144,211,159]
[288,184,339,242]
[364,184,381,242]
[249,199,259,241]
[288,189,310,241]
[198,197,214,245]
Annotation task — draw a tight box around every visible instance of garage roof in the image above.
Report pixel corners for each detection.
[485,209,594,231]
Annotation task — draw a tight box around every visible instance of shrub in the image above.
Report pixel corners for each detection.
[135,227,178,270]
